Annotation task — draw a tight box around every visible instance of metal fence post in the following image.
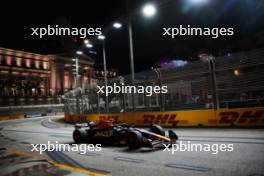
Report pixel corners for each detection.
[97,93,100,114]
[119,76,126,113]
[208,56,220,110]
[152,68,165,111]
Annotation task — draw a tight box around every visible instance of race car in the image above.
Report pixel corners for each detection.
[73,120,178,149]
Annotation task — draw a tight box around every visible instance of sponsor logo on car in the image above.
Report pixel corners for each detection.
[94,130,114,137]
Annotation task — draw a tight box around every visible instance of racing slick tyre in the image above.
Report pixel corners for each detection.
[149,124,165,136]
[73,128,90,144]
[127,130,143,150]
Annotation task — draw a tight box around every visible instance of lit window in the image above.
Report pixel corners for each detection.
[64,75,69,88]
[12,72,19,75]
[16,57,22,66]
[25,59,31,67]
[35,60,40,69]
[43,62,49,69]
[6,56,12,65]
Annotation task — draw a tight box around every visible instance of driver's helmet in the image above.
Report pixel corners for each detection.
[97,119,114,127]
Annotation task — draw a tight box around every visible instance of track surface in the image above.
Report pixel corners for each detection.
[0,116,264,176]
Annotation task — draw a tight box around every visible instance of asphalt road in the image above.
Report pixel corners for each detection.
[0,116,264,176]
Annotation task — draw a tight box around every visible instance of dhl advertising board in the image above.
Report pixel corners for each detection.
[0,114,24,121]
[65,107,264,127]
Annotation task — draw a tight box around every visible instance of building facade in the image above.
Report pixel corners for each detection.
[0,47,95,106]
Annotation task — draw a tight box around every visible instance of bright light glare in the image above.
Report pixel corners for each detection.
[98,35,105,40]
[86,44,93,48]
[113,22,122,29]
[142,4,157,17]
[234,70,240,76]
[84,39,89,44]
[188,0,208,5]
[76,51,83,55]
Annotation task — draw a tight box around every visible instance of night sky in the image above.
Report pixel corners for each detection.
[1,0,264,74]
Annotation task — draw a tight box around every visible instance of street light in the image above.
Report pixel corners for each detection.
[142,3,157,17]
[97,25,122,112]
[84,39,89,44]
[234,69,240,76]
[89,50,97,55]
[113,22,122,29]
[97,34,109,113]
[76,50,83,55]
[126,3,157,111]
[98,35,106,40]
[86,43,93,48]
[84,39,93,48]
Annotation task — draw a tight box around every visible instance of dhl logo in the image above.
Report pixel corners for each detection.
[141,114,180,124]
[99,115,119,122]
[218,110,264,124]
[98,114,181,125]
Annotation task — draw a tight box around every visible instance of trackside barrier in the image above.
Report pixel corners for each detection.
[0,114,24,121]
[65,107,264,127]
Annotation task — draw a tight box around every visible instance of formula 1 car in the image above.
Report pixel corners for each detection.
[73,120,178,149]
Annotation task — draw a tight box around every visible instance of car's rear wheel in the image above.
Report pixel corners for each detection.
[73,128,89,144]
[149,124,165,136]
[127,130,143,150]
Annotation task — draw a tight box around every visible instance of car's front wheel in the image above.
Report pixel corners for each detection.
[127,130,143,150]
[73,128,90,144]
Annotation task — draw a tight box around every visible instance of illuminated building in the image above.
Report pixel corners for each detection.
[0,47,95,106]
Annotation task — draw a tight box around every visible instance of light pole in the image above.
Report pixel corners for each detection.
[72,50,83,114]
[127,21,135,82]
[98,35,109,113]
[127,20,136,112]
[73,50,83,88]
[125,2,157,111]
[95,22,122,113]
[74,58,79,87]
